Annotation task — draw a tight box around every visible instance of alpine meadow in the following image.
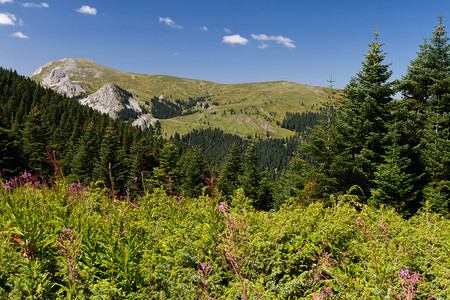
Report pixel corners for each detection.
[0,3,449,299]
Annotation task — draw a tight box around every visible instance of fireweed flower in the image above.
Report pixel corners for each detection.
[215,202,227,210]
[410,272,421,283]
[400,269,409,278]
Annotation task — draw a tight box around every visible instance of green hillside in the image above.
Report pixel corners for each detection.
[31,58,329,138]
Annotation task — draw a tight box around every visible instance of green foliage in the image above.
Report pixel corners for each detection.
[337,30,395,195]
[280,111,326,136]
[0,127,23,178]
[1,178,449,299]
[217,143,243,197]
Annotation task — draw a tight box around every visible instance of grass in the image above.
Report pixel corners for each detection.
[32,58,332,138]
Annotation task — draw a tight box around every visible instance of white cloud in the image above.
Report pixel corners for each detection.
[0,0,13,4]
[76,5,97,15]
[258,43,269,49]
[0,12,15,25]
[174,52,180,56]
[251,33,295,48]
[222,34,249,46]
[23,2,49,8]
[201,26,208,31]
[159,17,182,29]
[223,28,231,33]
[11,31,29,39]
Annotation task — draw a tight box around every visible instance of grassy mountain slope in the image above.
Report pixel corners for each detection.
[32,58,330,138]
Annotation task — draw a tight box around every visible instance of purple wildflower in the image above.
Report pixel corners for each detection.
[215,202,227,210]
[400,269,409,278]
[410,272,421,283]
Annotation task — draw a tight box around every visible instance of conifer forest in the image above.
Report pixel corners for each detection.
[0,17,449,299]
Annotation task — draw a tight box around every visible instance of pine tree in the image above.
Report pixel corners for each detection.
[69,122,100,185]
[180,149,209,198]
[399,14,450,112]
[300,76,343,199]
[22,107,50,174]
[217,143,243,197]
[152,141,182,193]
[0,127,23,177]
[92,126,122,188]
[273,155,309,209]
[239,143,261,205]
[398,15,450,214]
[369,129,416,215]
[128,136,158,183]
[336,29,395,196]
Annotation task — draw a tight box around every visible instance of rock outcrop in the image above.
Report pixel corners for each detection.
[132,115,157,129]
[79,83,142,119]
[34,59,86,97]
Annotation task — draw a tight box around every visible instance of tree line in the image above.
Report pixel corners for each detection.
[0,16,449,216]
[285,18,449,216]
[0,68,296,209]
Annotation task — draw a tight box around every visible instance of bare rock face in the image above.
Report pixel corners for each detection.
[37,59,86,97]
[79,83,142,119]
[132,115,157,129]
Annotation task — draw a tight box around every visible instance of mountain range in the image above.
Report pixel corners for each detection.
[31,58,329,138]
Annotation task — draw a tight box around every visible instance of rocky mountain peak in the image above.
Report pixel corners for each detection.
[34,59,86,97]
[79,83,142,119]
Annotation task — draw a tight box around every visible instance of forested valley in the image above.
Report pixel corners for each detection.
[0,17,449,299]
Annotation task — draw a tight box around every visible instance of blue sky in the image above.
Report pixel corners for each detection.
[0,0,448,88]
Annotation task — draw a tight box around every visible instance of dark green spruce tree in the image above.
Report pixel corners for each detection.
[274,154,309,210]
[239,143,261,206]
[300,76,343,200]
[0,127,23,177]
[92,126,126,191]
[22,107,51,175]
[69,122,100,185]
[217,143,243,197]
[180,149,209,198]
[399,15,450,215]
[336,30,395,197]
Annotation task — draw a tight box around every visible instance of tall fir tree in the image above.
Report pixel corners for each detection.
[22,107,50,175]
[152,141,182,193]
[369,128,417,215]
[128,136,158,184]
[180,149,209,198]
[398,15,450,215]
[92,126,125,190]
[0,127,23,177]
[300,76,343,199]
[239,143,261,205]
[69,122,100,185]
[274,155,309,209]
[336,29,395,196]
[217,143,243,197]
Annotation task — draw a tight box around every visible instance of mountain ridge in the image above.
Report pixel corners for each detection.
[31,58,330,138]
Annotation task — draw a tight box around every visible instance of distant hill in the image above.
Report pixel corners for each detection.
[32,58,330,138]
